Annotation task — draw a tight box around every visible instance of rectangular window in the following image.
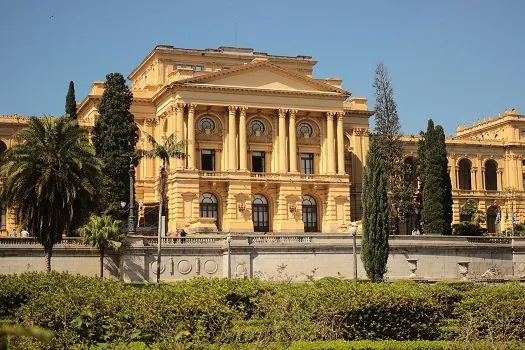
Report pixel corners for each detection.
[252,151,265,173]
[522,159,525,167]
[201,150,215,171]
[521,130,525,139]
[300,153,314,174]
[523,173,525,190]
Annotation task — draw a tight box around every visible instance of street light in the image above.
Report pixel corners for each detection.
[350,222,358,282]
[226,233,232,278]
[127,157,136,235]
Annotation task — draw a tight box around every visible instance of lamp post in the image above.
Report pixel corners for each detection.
[127,157,136,235]
[226,233,232,278]
[350,222,358,282]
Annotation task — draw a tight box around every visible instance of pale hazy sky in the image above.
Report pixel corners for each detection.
[1,0,524,135]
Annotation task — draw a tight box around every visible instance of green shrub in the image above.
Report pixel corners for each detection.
[455,283,525,342]
[452,222,486,236]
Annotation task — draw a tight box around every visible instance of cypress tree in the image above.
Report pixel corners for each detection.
[92,73,138,217]
[420,120,452,234]
[65,81,77,119]
[361,136,390,282]
[436,125,453,234]
[373,63,406,234]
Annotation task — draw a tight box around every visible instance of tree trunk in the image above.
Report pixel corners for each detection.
[44,244,52,272]
[100,245,105,278]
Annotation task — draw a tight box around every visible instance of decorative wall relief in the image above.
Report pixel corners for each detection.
[177,259,192,274]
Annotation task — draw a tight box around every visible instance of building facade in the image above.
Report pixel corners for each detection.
[0,46,524,235]
[77,46,372,234]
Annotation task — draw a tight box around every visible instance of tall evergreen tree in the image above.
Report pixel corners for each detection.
[65,81,77,119]
[436,125,453,234]
[361,137,390,282]
[420,120,452,234]
[373,63,407,234]
[92,73,138,217]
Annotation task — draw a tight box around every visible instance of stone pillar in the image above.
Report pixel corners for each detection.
[175,103,185,169]
[187,104,196,169]
[497,169,503,191]
[336,112,345,175]
[481,167,486,190]
[470,168,476,191]
[326,112,336,174]
[228,106,237,171]
[278,109,287,172]
[289,109,297,173]
[239,107,248,171]
[450,156,457,190]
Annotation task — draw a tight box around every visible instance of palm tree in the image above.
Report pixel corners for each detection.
[0,117,101,271]
[79,215,123,278]
[140,132,185,283]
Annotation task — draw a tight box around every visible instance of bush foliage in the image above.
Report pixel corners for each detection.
[0,273,524,349]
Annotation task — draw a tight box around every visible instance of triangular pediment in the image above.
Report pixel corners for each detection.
[177,62,348,95]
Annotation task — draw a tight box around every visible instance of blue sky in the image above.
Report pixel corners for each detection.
[0,0,523,135]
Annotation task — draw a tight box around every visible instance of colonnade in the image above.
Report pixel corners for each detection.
[169,103,347,175]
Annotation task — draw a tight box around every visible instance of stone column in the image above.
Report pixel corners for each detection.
[326,112,336,174]
[450,155,457,190]
[228,106,237,171]
[239,107,248,171]
[175,103,185,169]
[481,167,486,190]
[278,109,287,172]
[497,169,503,191]
[187,104,196,169]
[336,112,345,175]
[289,109,297,173]
[470,168,476,191]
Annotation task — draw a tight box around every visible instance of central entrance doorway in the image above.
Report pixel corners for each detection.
[252,194,269,232]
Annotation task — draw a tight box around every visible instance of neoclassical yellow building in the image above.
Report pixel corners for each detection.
[1,46,524,235]
[77,45,372,233]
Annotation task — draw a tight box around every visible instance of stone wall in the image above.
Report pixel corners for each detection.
[1,235,525,282]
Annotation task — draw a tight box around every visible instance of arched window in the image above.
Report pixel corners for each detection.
[458,159,472,190]
[199,117,215,131]
[302,195,318,232]
[250,120,265,134]
[252,194,269,232]
[485,159,498,191]
[298,123,313,137]
[199,193,218,219]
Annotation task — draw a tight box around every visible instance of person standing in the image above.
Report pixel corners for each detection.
[10,229,16,238]
[21,229,29,238]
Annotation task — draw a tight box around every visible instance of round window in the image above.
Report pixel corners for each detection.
[298,123,313,136]
[199,117,215,131]
[250,120,265,133]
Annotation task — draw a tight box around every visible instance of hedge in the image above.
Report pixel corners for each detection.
[0,273,524,349]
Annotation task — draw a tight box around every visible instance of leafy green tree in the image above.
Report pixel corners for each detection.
[92,73,138,218]
[79,215,123,278]
[140,132,185,283]
[65,81,77,119]
[373,63,407,234]
[361,137,389,282]
[420,120,452,234]
[0,117,101,271]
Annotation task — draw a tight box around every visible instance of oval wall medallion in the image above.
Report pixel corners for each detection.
[178,260,192,274]
[151,260,166,275]
[204,260,218,274]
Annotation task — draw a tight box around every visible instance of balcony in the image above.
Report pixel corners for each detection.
[196,171,349,184]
